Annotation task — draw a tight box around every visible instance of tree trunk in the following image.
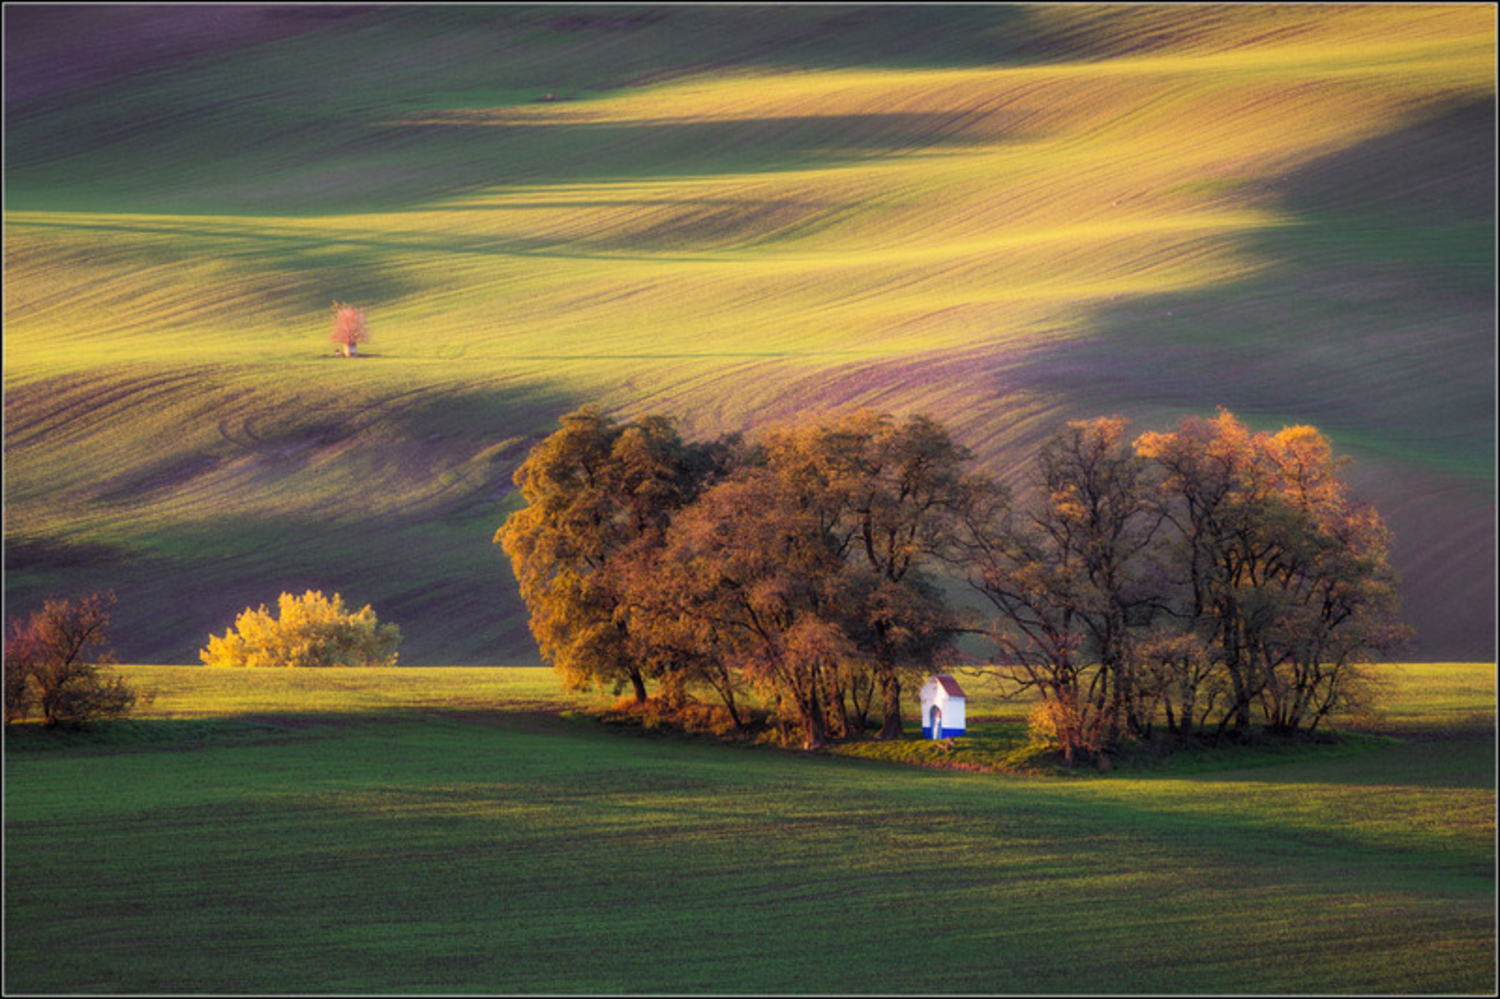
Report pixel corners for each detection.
[801,696,827,749]
[629,669,647,704]
[717,684,745,732]
[830,687,851,740]
[1225,638,1253,732]
[877,673,904,740]
[1232,692,1253,732]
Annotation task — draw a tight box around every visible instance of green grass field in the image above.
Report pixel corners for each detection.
[4,662,1494,993]
[4,4,1495,666]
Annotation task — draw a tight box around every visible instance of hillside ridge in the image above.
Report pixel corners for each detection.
[4,4,1494,663]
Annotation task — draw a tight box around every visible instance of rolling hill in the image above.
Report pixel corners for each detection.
[4,4,1495,664]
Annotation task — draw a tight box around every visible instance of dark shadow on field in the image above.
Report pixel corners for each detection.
[4,5,1037,112]
[4,5,1051,215]
[1006,96,1497,661]
[2,4,380,104]
[2,707,582,758]
[7,104,1033,218]
[3,716,315,756]
[6,513,541,668]
[1014,97,1495,459]
[1104,727,1496,790]
[4,378,580,667]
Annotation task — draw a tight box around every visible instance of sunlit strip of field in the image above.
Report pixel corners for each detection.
[1363,662,1500,733]
[7,8,1490,384]
[109,660,1498,735]
[113,664,598,718]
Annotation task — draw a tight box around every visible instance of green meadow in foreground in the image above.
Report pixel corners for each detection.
[4,663,1494,994]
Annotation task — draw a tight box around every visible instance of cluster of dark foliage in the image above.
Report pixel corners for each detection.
[497,407,959,749]
[499,406,1409,760]
[5,592,137,728]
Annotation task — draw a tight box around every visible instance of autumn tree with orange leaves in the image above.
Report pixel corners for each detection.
[624,411,974,747]
[645,469,854,748]
[500,407,971,747]
[1135,410,1407,737]
[496,407,736,704]
[752,411,973,740]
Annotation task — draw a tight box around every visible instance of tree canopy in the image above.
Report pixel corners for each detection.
[963,410,1408,763]
[499,407,972,746]
[5,592,136,728]
[495,407,735,703]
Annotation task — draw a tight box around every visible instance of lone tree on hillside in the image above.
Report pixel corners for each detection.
[330,301,369,357]
[4,592,137,728]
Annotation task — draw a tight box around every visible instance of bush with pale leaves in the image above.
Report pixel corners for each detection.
[201,590,401,668]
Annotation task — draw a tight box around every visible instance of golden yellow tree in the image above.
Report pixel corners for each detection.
[201,590,400,667]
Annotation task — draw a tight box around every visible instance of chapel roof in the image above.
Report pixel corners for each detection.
[934,674,966,698]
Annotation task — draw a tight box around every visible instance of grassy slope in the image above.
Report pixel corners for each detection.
[4,662,1494,993]
[3,4,1496,663]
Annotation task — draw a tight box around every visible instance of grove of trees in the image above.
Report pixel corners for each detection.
[958,410,1408,764]
[501,406,1409,759]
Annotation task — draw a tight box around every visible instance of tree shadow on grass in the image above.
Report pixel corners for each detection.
[2,705,588,758]
[3,716,299,755]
